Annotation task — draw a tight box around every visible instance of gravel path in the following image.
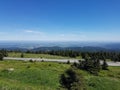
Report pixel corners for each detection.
[4,57,120,66]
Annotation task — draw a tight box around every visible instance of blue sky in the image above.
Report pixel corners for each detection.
[0,0,120,41]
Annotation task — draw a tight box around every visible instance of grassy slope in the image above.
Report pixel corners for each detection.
[0,60,70,90]
[0,60,120,90]
[84,66,120,90]
[8,52,82,59]
[8,52,71,59]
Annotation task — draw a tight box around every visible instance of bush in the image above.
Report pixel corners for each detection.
[41,60,44,62]
[72,62,78,67]
[78,59,101,75]
[48,64,51,66]
[0,53,3,61]
[102,60,108,70]
[29,59,34,62]
[66,60,70,64]
[60,68,86,90]
[0,49,8,57]
[27,65,31,68]
[21,53,24,58]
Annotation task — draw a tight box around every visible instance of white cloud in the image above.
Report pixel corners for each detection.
[25,30,33,33]
[24,30,44,34]
[59,33,86,38]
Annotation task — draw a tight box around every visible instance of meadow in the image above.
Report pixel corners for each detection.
[0,60,70,90]
[85,66,120,90]
[8,52,71,59]
[0,60,120,90]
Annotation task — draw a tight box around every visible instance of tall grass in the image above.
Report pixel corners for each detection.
[0,60,120,90]
[0,60,70,90]
[85,66,120,90]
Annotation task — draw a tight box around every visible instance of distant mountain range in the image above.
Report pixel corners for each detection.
[32,46,108,52]
[0,41,120,52]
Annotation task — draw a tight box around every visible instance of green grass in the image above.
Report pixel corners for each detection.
[0,60,70,90]
[8,52,72,59]
[0,59,120,90]
[84,66,120,90]
[76,56,82,59]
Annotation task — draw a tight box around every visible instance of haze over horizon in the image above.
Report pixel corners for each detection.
[0,0,120,42]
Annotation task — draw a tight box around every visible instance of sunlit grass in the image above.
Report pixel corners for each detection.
[0,60,120,90]
[85,66,120,90]
[0,60,70,90]
[8,52,71,59]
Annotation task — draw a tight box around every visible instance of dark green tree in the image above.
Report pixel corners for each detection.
[102,59,108,70]
[0,49,8,57]
[0,53,3,61]
[60,68,86,90]
[21,53,24,58]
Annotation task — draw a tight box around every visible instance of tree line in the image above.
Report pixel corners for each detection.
[7,49,120,62]
[23,50,120,62]
[0,49,8,60]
